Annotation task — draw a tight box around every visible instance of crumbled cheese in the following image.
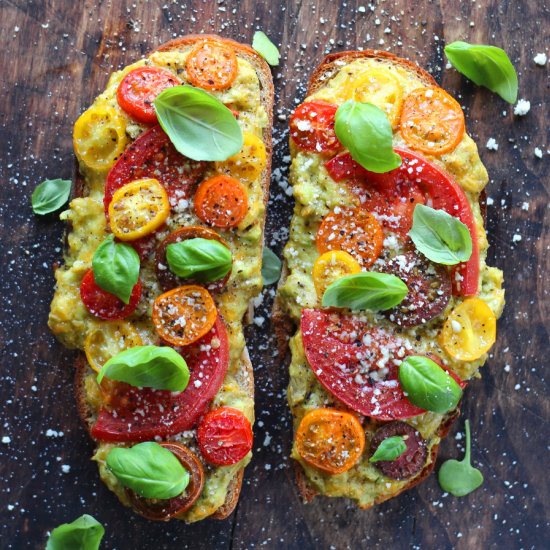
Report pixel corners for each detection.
[486,197,494,206]
[451,320,462,333]
[521,202,529,211]
[513,99,530,116]
[2,436,11,444]
[534,52,547,66]
[534,147,543,158]
[512,234,522,243]
[486,138,499,151]
[61,464,71,473]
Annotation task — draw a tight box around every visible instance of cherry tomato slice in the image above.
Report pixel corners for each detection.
[91,315,230,441]
[312,250,361,299]
[105,125,207,213]
[128,442,204,520]
[289,101,341,153]
[117,66,179,124]
[197,407,253,466]
[186,40,238,91]
[80,269,141,321]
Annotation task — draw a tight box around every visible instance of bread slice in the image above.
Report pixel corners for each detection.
[69,34,273,521]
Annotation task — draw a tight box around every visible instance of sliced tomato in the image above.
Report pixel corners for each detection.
[91,315,230,442]
[80,269,141,320]
[117,66,179,124]
[197,407,253,466]
[104,125,207,213]
[325,149,479,295]
[289,101,341,153]
[186,40,238,91]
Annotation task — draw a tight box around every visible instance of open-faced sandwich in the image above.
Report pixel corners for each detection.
[274,50,504,507]
[48,34,273,522]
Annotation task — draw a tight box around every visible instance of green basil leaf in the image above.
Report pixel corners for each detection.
[398,356,463,413]
[334,100,401,173]
[31,178,71,215]
[262,247,282,285]
[166,238,231,282]
[154,85,243,161]
[92,235,140,304]
[46,514,104,550]
[445,41,518,104]
[438,419,484,496]
[106,442,189,500]
[252,31,280,66]
[322,272,408,311]
[97,345,190,392]
[369,435,407,463]
[409,204,472,266]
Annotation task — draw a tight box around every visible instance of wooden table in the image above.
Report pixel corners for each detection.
[1,1,548,548]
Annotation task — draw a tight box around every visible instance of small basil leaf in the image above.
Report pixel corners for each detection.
[252,31,280,66]
[97,345,190,392]
[154,85,243,161]
[438,419,484,496]
[46,514,104,550]
[322,272,408,311]
[106,442,189,500]
[398,356,462,413]
[334,100,401,174]
[92,235,140,304]
[262,247,282,285]
[369,436,407,463]
[31,178,72,215]
[409,204,472,266]
[166,238,232,282]
[445,41,518,104]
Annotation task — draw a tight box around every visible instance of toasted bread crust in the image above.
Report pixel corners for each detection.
[72,33,273,522]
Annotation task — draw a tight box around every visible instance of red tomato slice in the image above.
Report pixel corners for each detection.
[325,149,479,295]
[117,67,179,124]
[104,125,207,214]
[80,269,141,320]
[91,315,230,442]
[289,101,341,153]
[197,407,253,466]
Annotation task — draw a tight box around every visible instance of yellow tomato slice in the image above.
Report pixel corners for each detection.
[312,250,361,298]
[441,298,496,361]
[84,321,143,373]
[215,132,267,183]
[341,68,403,128]
[108,178,170,240]
[73,105,129,171]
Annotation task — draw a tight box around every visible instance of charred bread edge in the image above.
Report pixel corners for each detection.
[273,49,465,505]
[71,33,274,521]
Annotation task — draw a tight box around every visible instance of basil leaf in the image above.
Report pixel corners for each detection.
[445,41,518,104]
[166,238,231,282]
[334,100,401,174]
[46,514,104,550]
[92,235,140,304]
[97,345,190,392]
[262,247,282,285]
[322,272,408,311]
[31,178,71,215]
[369,436,407,463]
[252,31,280,66]
[106,442,189,500]
[398,356,462,413]
[154,85,243,161]
[409,204,472,266]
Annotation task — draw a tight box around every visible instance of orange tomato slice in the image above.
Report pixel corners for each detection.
[295,408,365,474]
[316,207,383,268]
[194,175,248,228]
[186,40,238,91]
[152,285,217,346]
[400,86,465,155]
[312,250,361,299]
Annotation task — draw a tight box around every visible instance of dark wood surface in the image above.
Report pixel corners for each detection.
[1,1,548,548]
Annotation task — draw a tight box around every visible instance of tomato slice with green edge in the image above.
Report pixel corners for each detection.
[117,66,179,124]
[300,309,464,420]
[325,149,479,295]
[289,101,341,153]
[197,407,253,466]
[80,269,141,320]
[104,125,207,214]
[91,315,229,441]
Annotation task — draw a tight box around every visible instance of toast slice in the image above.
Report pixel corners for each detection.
[50,34,274,522]
[274,50,504,507]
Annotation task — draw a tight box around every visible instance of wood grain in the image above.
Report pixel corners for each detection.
[0,1,548,548]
